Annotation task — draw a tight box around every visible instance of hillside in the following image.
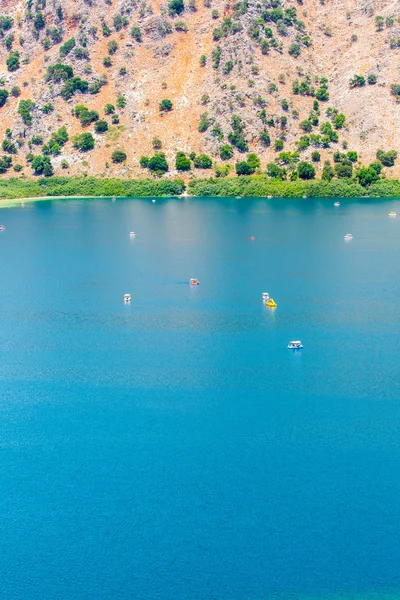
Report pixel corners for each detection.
[0,0,400,181]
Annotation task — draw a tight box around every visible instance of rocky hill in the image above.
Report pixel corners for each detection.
[0,0,400,181]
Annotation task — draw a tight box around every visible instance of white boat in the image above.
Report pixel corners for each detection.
[123,293,131,302]
[334,202,340,207]
[262,292,270,300]
[152,199,156,203]
[112,196,116,202]
[344,233,353,241]
[189,278,200,285]
[389,211,397,217]
[129,232,136,237]
[288,340,303,349]
[0,225,5,231]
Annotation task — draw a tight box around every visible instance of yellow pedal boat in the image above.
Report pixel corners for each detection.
[265,298,277,307]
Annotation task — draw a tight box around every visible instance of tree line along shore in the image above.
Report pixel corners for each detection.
[1,176,400,202]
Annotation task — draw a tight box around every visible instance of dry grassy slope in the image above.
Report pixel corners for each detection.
[0,0,400,178]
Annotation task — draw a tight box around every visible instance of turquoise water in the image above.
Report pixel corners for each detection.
[1,196,400,600]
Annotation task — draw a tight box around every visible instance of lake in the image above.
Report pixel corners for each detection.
[1,196,400,600]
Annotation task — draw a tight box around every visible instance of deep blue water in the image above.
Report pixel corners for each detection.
[1,196,400,600]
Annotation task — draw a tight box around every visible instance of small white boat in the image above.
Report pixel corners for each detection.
[334,202,340,207]
[0,225,5,231]
[389,211,397,217]
[129,232,136,238]
[288,340,303,349]
[189,278,200,285]
[262,292,270,300]
[267,195,273,199]
[302,195,307,199]
[344,233,353,241]
[123,293,131,303]
[152,199,156,203]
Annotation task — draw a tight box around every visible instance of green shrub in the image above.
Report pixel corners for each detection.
[347,151,358,163]
[111,149,127,163]
[72,132,95,151]
[6,50,20,72]
[45,63,74,83]
[169,0,185,15]
[159,98,173,112]
[349,74,365,88]
[220,144,234,160]
[31,135,43,146]
[148,152,169,173]
[0,155,12,174]
[315,86,329,101]
[13,164,23,172]
[259,131,271,146]
[116,94,127,109]
[376,149,397,166]
[31,155,53,176]
[236,161,252,175]
[334,162,353,178]
[0,89,9,107]
[111,114,120,124]
[193,154,212,168]
[175,151,191,170]
[198,112,211,132]
[274,139,284,151]
[299,119,312,132]
[59,37,75,57]
[311,151,320,162]
[140,156,150,168]
[367,74,377,85]
[200,54,206,66]
[131,26,142,42]
[288,43,300,57]
[267,163,284,179]
[390,84,400,101]
[104,105,114,116]
[152,138,162,149]
[333,113,346,129]
[212,46,221,68]
[95,120,108,133]
[108,39,118,55]
[103,56,112,67]
[298,161,315,180]
[60,77,88,100]
[355,166,380,187]
[11,86,20,98]
[18,99,35,125]
[2,139,17,154]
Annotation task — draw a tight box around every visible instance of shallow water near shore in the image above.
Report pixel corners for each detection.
[1,196,400,600]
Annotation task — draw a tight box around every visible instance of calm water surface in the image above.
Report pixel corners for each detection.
[1,197,400,600]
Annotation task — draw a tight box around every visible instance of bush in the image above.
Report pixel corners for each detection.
[175,151,191,171]
[200,54,206,66]
[6,51,20,72]
[60,77,88,100]
[315,87,329,101]
[376,149,397,166]
[198,112,211,132]
[105,103,115,115]
[131,26,142,42]
[31,155,53,176]
[335,162,353,178]
[18,99,35,125]
[0,89,9,107]
[95,120,108,133]
[0,155,12,174]
[72,132,95,151]
[34,12,46,30]
[390,84,400,101]
[103,56,112,67]
[236,161,252,175]
[140,156,150,168]
[111,114,120,124]
[288,43,300,57]
[148,152,169,173]
[220,144,234,160]
[2,139,17,154]
[355,166,380,187]
[311,151,321,162]
[169,0,185,15]
[367,74,377,85]
[111,149,127,163]
[45,63,74,83]
[347,151,358,163]
[193,154,212,168]
[108,39,118,55]
[298,161,315,180]
[247,153,260,172]
[267,163,284,179]
[333,113,346,129]
[274,139,284,151]
[349,74,365,88]
[13,164,23,172]
[31,135,43,146]
[159,98,173,112]
[59,38,75,57]
[11,86,20,98]
[299,119,312,132]
[152,138,162,149]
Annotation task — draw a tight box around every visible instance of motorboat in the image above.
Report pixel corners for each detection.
[189,278,200,285]
[123,293,131,302]
[266,298,277,307]
[344,233,353,241]
[152,199,156,203]
[334,202,340,207]
[250,236,255,241]
[112,196,116,202]
[0,225,5,231]
[288,340,303,349]
[389,211,397,217]
[262,292,270,301]
[129,232,136,237]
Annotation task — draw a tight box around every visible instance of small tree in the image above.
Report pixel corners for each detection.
[105,103,115,115]
[148,152,169,173]
[111,149,127,163]
[169,0,185,15]
[355,166,379,187]
[72,132,95,151]
[376,149,397,166]
[311,151,321,162]
[199,54,206,66]
[298,161,315,180]
[274,139,284,151]
[288,43,300,57]
[349,74,365,88]
[193,154,212,168]
[159,98,173,112]
[175,151,191,171]
[220,144,234,160]
[116,95,127,109]
[131,26,142,42]
[108,39,118,55]
[236,161,252,175]
[31,155,53,176]
[367,74,377,85]
[0,89,9,107]
[152,138,162,149]
[95,120,109,133]
[6,51,20,72]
